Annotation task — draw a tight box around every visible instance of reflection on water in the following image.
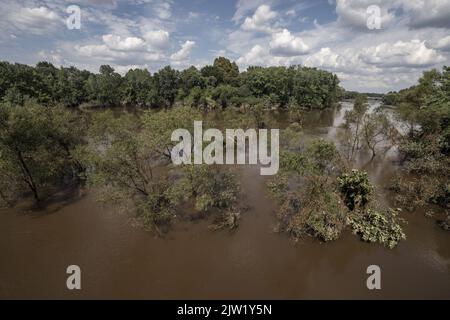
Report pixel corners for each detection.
[0,100,449,299]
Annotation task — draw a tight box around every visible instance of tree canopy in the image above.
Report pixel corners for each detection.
[0,57,341,110]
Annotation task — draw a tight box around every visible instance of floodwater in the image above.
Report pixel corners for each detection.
[0,101,449,299]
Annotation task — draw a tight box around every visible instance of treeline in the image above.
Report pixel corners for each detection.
[386,66,450,230]
[0,57,341,110]
[341,90,384,100]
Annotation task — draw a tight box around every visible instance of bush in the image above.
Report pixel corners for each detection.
[175,165,240,213]
[338,170,373,211]
[349,208,406,249]
[276,178,348,242]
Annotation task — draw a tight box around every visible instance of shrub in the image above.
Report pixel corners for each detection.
[338,170,374,211]
[276,178,348,242]
[349,208,406,249]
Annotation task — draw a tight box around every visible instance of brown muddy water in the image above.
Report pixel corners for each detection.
[0,101,449,299]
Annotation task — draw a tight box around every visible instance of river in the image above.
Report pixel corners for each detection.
[1,100,449,299]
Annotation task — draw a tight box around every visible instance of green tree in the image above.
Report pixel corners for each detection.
[213,57,239,85]
[154,66,179,107]
[0,102,85,203]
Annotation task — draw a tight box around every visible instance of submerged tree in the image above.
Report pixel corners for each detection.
[0,102,85,203]
[387,66,450,230]
[80,110,180,234]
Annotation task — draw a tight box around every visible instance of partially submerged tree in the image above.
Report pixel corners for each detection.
[0,102,85,203]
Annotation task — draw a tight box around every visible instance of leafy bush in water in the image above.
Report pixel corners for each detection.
[174,165,240,213]
[135,176,179,233]
[349,208,406,249]
[338,170,373,211]
[302,190,347,242]
[276,178,347,242]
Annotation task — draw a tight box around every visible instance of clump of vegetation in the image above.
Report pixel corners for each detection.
[269,132,406,248]
[173,164,240,214]
[338,170,373,211]
[269,138,348,242]
[0,58,341,110]
[0,102,85,204]
[337,169,406,247]
[341,94,397,162]
[79,107,240,235]
[387,66,450,230]
[349,208,406,249]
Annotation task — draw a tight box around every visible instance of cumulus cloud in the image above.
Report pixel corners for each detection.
[1,5,63,35]
[335,0,450,31]
[269,29,309,56]
[143,30,170,50]
[236,45,267,66]
[241,5,278,33]
[403,0,450,29]
[360,40,445,68]
[102,34,145,51]
[304,48,343,69]
[170,40,196,62]
[336,0,397,30]
[233,0,275,23]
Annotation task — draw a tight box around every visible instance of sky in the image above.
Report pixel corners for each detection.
[0,0,449,93]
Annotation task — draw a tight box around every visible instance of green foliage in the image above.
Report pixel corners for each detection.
[122,68,154,107]
[276,178,347,242]
[0,102,85,202]
[86,65,123,106]
[388,66,450,219]
[174,165,240,213]
[338,170,374,211]
[0,59,340,111]
[349,208,406,249]
[153,66,179,107]
[140,106,202,158]
[271,138,348,242]
[80,106,240,234]
[280,139,341,176]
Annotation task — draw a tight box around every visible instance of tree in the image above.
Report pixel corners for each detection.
[81,110,180,234]
[338,170,373,211]
[0,102,85,203]
[342,94,369,161]
[213,57,239,85]
[362,112,397,159]
[140,106,202,159]
[121,68,153,107]
[154,66,179,107]
[85,65,122,106]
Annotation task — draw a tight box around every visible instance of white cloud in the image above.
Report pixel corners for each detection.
[335,0,397,30]
[335,0,450,31]
[143,30,170,50]
[102,34,145,51]
[428,35,450,52]
[154,1,172,19]
[236,45,267,66]
[241,5,278,33]
[304,48,343,69]
[360,40,445,68]
[269,29,309,56]
[403,0,450,29]
[2,5,63,35]
[170,40,196,62]
[232,0,275,23]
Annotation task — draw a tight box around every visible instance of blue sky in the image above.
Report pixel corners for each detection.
[0,0,449,93]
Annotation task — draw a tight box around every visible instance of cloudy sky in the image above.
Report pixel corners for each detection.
[0,0,449,93]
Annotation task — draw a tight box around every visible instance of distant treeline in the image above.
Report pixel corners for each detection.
[0,57,341,110]
[341,90,384,100]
